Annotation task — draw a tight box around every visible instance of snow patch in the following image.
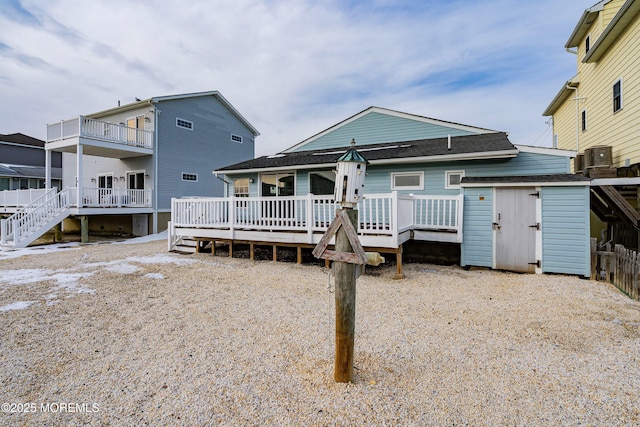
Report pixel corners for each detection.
[126,253,196,266]
[0,301,37,311]
[144,273,165,279]
[105,263,141,274]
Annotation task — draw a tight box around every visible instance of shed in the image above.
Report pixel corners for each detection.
[460,174,592,277]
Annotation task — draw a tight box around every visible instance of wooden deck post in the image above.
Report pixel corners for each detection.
[250,243,255,260]
[394,244,405,279]
[297,246,302,264]
[334,208,358,383]
[273,245,278,261]
[228,240,233,258]
[80,216,89,244]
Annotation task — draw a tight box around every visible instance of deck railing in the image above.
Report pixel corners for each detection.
[78,188,152,207]
[47,116,153,149]
[0,188,152,210]
[1,187,72,247]
[171,192,462,241]
[414,194,463,231]
[0,189,53,208]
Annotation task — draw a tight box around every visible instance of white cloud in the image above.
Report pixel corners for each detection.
[0,0,586,155]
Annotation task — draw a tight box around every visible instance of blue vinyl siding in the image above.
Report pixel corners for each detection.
[461,187,493,268]
[293,112,476,152]
[229,151,571,199]
[156,96,255,210]
[541,186,590,277]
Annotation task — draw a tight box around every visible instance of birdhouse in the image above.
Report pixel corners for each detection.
[334,139,368,208]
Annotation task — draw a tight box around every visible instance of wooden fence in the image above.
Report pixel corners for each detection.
[590,238,640,300]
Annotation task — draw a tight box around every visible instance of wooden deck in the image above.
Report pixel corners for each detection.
[168,192,463,276]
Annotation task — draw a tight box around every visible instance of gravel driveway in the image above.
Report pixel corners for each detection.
[1,240,639,426]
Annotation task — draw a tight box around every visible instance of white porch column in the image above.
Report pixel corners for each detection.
[45,147,51,189]
[77,143,83,206]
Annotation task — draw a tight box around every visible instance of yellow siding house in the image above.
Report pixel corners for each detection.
[543,0,640,171]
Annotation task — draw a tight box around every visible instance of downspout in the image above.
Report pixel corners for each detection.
[152,101,160,234]
[214,173,232,197]
[566,85,580,152]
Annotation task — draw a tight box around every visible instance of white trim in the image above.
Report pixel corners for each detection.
[391,171,424,191]
[613,77,623,113]
[282,107,498,153]
[591,177,640,186]
[515,145,576,157]
[462,181,590,188]
[181,172,198,182]
[445,170,465,189]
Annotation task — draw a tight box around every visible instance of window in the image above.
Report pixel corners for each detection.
[234,178,250,197]
[391,172,423,190]
[182,173,198,182]
[176,118,193,130]
[613,79,623,113]
[309,171,336,195]
[581,109,587,131]
[126,116,145,143]
[231,134,243,143]
[127,172,145,190]
[585,35,590,53]
[261,173,295,196]
[97,174,113,189]
[445,171,465,189]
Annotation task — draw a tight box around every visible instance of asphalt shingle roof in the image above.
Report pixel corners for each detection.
[0,133,45,147]
[217,132,515,172]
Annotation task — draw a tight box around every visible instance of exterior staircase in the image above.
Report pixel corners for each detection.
[1,188,72,248]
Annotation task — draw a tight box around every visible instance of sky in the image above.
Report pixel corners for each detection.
[0,0,589,156]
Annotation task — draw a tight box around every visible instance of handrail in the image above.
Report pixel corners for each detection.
[170,193,463,238]
[1,187,72,246]
[46,116,153,149]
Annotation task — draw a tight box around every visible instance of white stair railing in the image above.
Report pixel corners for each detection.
[1,187,72,247]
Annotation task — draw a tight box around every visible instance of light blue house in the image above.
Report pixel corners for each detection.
[1,91,259,248]
[169,107,591,277]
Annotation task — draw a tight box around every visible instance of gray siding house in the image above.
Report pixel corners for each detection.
[0,133,62,192]
[169,107,591,277]
[1,91,258,248]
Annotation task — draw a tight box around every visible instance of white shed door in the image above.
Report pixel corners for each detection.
[495,187,537,273]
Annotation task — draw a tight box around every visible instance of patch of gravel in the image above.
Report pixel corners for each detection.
[1,240,639,426]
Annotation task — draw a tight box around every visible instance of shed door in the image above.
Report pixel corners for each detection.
[495,187,537,273]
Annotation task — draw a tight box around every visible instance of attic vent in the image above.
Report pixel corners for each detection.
[176,118,193,130]
[231,134,243,143]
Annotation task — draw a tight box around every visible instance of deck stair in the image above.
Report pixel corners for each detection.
[0,187,72,248]
[170,237,198,254]
[591,185,640,226]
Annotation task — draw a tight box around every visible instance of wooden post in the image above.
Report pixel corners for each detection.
[334,208,358,382]
[80,216,89,244]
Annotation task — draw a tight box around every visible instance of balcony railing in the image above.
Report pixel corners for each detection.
[0,188,152,209]
[47,116,154,149]
[170,192,458,240]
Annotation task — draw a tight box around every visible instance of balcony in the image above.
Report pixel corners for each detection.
[46,116,154,158]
